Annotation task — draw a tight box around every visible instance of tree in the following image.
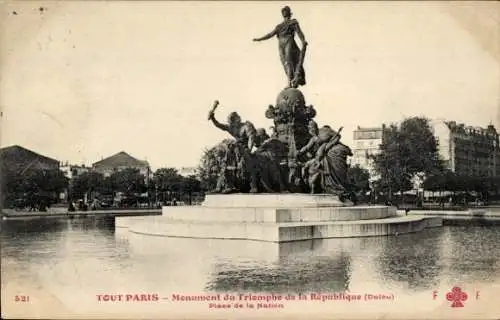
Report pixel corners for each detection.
[153,168,184,203]
[371,117,444,203]
[183,174,202,205]
[485,176,500,198]
[153,168,183,192]
[152,169,202,205]
[31,169,68,195]
[399,117,444,176]
[371,124,412,200]
[71,171,106,200]
[422,170,456,192]
[347,165,371,195]
[197,140,230,192]
[1,167,68,208]
[109,168,146,196]
[1,165,23,206]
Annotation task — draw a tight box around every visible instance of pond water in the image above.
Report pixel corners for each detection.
[2,217,500,318]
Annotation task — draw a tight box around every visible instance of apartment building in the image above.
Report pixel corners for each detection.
[351,125,385,180]
[432,120,500,177]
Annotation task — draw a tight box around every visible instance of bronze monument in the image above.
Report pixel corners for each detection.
[207,6,353,201]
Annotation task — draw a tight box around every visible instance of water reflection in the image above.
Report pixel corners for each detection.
[442,226,500,284]
[277,238,367,260]
[1,219,66,240]
[1,220,66,267]
[1,218,500,299]
[376,229,443,291]
[1,218,131,287]
[207,246,351,293]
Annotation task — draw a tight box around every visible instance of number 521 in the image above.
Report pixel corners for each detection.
[15,295,30,302]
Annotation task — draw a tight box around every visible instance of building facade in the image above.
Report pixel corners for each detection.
[352,120,500,180]
[58,163,90,201]
[352,126,385,180]
[0,145,60,173]
[60,162,90,180]
[92,151,151,181]
[431,120,500,177]
[0,145,62,205]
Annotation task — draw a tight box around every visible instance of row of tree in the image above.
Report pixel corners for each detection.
[71,168,146,199]
[423,172,500,192]
[1,166,69,209]
[70,168,202,205]
[1,165,204,209]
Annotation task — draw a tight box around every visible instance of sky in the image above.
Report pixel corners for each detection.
[1,1,499,170]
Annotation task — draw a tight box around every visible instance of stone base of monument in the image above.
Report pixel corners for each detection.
[117,194,443,242]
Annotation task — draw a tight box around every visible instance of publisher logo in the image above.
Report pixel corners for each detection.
[446,287,468,308]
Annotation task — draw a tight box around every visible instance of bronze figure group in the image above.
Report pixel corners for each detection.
[207,6,353,199]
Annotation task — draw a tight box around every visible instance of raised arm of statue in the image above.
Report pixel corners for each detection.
[253,27,277,42]
[211,117,230,132]
[208,111,229,132]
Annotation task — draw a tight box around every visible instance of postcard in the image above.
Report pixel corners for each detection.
[1,1,499,319]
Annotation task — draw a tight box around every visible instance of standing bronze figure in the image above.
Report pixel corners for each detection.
[253,6,308,88]
[208,101,258,193]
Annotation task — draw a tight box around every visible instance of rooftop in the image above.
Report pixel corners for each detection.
[92,151,149,168]
[445,121,498,136]
[354,126,384,132]
[0,145,59,172]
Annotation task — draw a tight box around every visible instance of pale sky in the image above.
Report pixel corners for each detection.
[1,1,499,170]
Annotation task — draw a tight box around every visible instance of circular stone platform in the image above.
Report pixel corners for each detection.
[202,193,351,208]
[160,205,397,222]
[115,193,443,243]
[117,215,443,243]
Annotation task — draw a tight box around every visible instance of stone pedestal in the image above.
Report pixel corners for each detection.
[116,194,443,243]
[201,193,350,208]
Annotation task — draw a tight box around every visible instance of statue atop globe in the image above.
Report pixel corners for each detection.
[253,5,307,89]
[205,6,354,201]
